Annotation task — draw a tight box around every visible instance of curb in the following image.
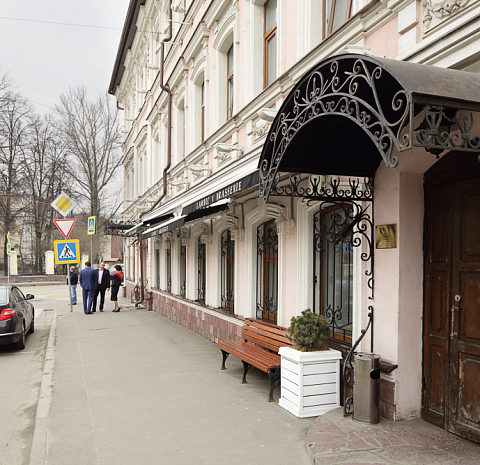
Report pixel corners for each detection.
[29,309,58,465]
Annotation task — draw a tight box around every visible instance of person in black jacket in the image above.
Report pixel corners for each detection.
[68,266,78,305]
[93,262,110,312]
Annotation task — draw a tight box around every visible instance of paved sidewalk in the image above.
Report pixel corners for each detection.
[30,296,312,465]
[29,293,480,464]
[307,407,480,464]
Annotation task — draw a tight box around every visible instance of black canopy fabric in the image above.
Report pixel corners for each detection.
[258,53,480,200]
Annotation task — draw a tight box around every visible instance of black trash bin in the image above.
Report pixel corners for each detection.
[353,352,381,424]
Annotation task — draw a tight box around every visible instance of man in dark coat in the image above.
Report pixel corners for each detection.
[93,261,110,312]
[79,261,96,314]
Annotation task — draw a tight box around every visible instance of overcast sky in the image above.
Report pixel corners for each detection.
[0,0,131,114]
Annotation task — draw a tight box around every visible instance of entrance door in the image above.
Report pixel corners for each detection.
[423,151,480,443]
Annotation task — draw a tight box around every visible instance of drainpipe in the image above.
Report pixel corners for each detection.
[143,0,173,217]
[135,0,173,305]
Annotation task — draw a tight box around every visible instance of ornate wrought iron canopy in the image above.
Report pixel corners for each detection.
[259,54,480,201]
[104,221,138,236]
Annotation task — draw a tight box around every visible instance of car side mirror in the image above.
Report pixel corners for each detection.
[26,294,34,300]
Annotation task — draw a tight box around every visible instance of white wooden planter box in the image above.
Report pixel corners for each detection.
[278,346,342,418]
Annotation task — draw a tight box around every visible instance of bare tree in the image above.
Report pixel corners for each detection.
[55,87,123,230]
[23,114,69,273]
[0,91,32,273]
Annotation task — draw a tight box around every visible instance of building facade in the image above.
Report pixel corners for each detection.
[109,0,480,442]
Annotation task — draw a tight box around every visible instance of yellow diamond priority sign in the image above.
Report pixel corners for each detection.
[51,192,76,217]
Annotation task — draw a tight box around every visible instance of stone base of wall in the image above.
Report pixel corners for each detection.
[146,288,244,344]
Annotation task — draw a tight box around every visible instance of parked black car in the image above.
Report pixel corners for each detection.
[0,284,35,350]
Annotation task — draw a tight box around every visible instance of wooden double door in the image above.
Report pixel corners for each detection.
[423,151,480,443]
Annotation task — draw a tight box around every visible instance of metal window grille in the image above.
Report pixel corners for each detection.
[314,204,354,344]
[256,220,278,323]
[156,248,160,289]
[180,243,186,298]
[166,242,171,293]
[221,230,235,311]
[197,236,206,304]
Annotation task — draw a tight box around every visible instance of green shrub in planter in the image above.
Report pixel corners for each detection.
[287,310,331,352]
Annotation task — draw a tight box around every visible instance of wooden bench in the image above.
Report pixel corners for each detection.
[217,318,291,402]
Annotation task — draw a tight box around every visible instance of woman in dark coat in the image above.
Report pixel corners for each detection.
[111,265,124,312]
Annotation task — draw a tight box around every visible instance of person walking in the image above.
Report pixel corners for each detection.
[67,266,78,305]
[79,261,96,314]
[93,262,110,312]
[111,265,123,312]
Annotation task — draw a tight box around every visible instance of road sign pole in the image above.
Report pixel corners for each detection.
[7,254,9,285]
[68,268,73,313]
[91,236,93,264]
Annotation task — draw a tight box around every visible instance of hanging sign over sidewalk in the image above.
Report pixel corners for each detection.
[54,219,76,239]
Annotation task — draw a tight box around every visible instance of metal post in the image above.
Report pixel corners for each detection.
[91,236,93,263]
[68,267,73,312]
[7,254,9,285]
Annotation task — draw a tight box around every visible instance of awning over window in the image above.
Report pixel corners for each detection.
[258,53,480,201]
[143,217,186,240]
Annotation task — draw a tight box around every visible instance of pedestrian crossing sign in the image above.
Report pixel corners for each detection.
[54,240,80,264]
[87,216,96,235]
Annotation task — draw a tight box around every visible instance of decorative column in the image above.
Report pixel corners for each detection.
[275,209,287,327]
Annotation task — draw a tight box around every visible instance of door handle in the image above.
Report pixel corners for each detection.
[450,305,458,339]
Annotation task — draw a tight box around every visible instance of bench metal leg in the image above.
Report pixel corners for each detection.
[220,350,230,370]
[267,370,280,402]
[242,361,252,384]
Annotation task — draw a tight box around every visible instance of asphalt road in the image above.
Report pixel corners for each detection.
[0,284,57,465]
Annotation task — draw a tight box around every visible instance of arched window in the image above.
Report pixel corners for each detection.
[180,241,187,298]
[221,230,235,311]
[166,240,172,293]
[197,235,206,303]
[314,204,354,344]
[257,220,278,323]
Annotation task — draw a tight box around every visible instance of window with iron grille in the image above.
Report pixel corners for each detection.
[156,248,160,289]
[221,230,234,311]
[314,204,353,345]
[256,220,278,323]
[166,241,172,293]
[180,242,186,298]
[197,236,206,303]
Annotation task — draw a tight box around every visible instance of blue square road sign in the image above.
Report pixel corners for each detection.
[54,240,80,265]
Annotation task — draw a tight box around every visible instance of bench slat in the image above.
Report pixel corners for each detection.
[242,327,291,348]
[245,319,290,338]
[218,341,280,373]
[217,319,292,400]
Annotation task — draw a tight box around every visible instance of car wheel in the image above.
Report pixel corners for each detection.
[28,313,35,334]
[14,323,26,350]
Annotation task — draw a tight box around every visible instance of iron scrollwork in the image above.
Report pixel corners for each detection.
[221,231,235,311]
[270,175,374,202]
[414,106,480,157]
[256,222,279,322]
[313,201,374,344]
[260,57,411,201]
